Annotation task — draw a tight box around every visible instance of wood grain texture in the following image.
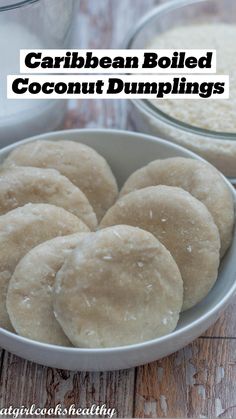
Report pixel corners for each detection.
[202,300,236,338]
[0,1,235,418]
[134,339,236,418]
[0,352,135,417]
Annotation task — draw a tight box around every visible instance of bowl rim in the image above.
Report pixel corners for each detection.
[0,127,235,355]
[0,0,39,13]
[123,0,236,140]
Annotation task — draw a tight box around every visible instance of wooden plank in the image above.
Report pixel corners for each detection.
[65,99,128,131]
[203,298,236,338]
[134,338,236,418]
[0,1,235,418]
[66,0,161,131]
[75,0,160,49]
[0,351,135,417]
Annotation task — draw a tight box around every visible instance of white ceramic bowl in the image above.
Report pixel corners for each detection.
[0,128,235,371]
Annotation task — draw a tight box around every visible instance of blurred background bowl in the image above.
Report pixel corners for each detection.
[124,0,236,183]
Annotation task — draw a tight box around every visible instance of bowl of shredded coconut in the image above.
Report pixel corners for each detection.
[125,0,236,181]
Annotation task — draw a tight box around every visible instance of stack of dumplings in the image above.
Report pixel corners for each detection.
[0,139,233,348]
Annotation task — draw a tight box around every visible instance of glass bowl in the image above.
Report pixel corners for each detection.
[124,0,236,183]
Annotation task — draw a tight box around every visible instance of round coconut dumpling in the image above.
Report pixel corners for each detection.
[53,225,183,348]
[7,233,89,346]
[100,186,221,311]
[0,203,89,331]
[3,140,118,221]
[120,157,234,257]
[0,166,97,230]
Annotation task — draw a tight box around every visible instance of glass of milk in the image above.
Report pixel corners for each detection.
[0,0,75,146]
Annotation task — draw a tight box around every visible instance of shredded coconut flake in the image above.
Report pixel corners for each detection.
[187,245,192,253]
[85,330,95,336]
[137,261,144,268]
[103,255,113,260]
[113,230,122,239]
[124,312,137,321]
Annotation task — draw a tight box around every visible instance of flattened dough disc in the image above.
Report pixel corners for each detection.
[0,203,89,330]
[4,140,118,221]
[100,186,220,310]
[54,225,183,347]
[120,157,234,257]
[7,233,89,346]
[0,166,97,230]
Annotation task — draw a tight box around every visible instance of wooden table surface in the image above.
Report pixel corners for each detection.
[1,1,236,418]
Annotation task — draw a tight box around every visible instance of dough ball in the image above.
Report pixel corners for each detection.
[100,186,220,311]
[4,140,118,221]
[7,233,89,346]
[0,203,89,330]
[53,225,183,348]
[0,166,97,230]
[120,157,234,257]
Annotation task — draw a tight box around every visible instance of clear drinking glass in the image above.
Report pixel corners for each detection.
[0,0,75,146]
